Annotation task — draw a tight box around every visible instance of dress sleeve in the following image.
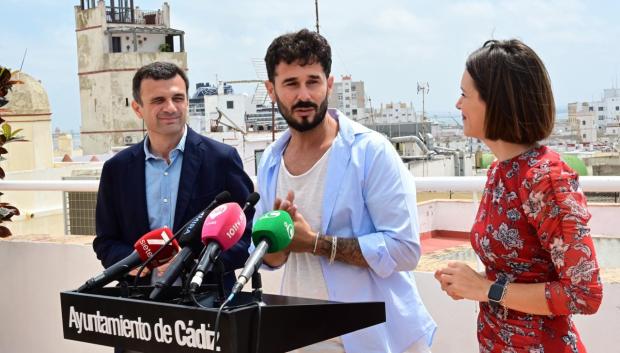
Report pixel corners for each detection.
[519,161,603,315]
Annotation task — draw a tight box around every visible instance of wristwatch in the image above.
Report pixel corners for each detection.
[488,277,508,304]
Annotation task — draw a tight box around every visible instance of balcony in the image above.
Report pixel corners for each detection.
[0,177,619,352]
[105,6,163,25]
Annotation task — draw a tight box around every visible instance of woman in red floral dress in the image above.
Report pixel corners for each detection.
[434,39,603,353]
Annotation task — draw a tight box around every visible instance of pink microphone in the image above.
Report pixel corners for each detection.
[189,202,246,290]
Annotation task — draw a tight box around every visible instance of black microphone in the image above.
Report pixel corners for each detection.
[148,191,230,300]
[242,192,260,212]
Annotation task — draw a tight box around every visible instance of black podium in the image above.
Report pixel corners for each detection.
[60,287,385,353]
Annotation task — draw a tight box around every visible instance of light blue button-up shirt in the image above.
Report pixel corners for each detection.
[254,110,436,352]
[144,127,187,230]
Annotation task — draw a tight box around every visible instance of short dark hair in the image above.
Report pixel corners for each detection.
[132,62,189,104]
[264,29,332,82]
[466,39,555,144]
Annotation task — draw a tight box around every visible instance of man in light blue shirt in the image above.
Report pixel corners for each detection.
[255,29,436,353]
[144,125,186,231]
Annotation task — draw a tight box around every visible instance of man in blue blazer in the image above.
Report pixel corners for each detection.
[93,62,253,293]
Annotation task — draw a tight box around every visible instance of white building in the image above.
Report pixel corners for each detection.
[328,75,366,121]
[568,102,598,143]
[568,88,620,139]
[372,101,418,124]
[75,0,187,154]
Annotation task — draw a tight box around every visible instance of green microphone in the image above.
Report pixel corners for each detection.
[230,210,294,298]
[252,210,294,252]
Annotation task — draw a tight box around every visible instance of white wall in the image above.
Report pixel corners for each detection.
[0,237,109,353]
[417,199,620,238]
[1,237,617,353]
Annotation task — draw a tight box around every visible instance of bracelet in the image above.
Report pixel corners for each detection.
[312,231,320,254]
[329,236,338,264]
[500,283,510,320]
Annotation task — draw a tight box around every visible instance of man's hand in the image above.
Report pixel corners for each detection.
[274,190,316,254]
[128,267,151,277]
[287,210,316,254]
[274,190,297,218]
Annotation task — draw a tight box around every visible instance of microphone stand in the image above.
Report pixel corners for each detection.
[251,262,263,304]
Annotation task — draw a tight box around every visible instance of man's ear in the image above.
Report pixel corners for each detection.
[265,79,276,103]
[131,100,143,119]
[326,75,335,97]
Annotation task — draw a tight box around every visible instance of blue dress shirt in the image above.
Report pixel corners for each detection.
[254,110,436,353]
[144,127,187,230]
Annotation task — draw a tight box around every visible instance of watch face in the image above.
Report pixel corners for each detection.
[488,282,505,303]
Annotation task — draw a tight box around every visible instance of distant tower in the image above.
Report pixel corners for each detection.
[74,0,187,154]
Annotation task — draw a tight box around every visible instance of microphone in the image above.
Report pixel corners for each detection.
[149,191,231,300]
[189,203,247,291]
[242,192,260,212]
[229,210,294,298]
[78,228,178,292]
[178,191,232,248]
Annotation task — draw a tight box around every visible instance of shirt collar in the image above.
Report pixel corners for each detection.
[143,125,188,160]
[269,109,361,157]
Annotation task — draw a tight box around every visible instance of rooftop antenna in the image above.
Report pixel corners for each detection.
[19,48,28,72]
[314,0,320,33]
[417,82,429,122]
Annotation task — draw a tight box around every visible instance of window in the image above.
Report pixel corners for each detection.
[582,120,586,125]
[111,37,121,53]
[351,86,356,91]
[616,106,619,111]
[582,133,586,138]
[254,149,264,175]
[599,115,605,120]
[125,98,129,107]
[598,106,604,111]
[589,107,594,111]
[352,109,358,115]
[226,101,234,109]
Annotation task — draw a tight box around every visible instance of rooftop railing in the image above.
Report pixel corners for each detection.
[2,176,620,193]
[105,6,162,25]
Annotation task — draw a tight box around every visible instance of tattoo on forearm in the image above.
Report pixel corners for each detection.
[316,235,369,268]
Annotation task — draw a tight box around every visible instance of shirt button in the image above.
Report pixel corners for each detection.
[163,198,168,203]
[164,172,168,176]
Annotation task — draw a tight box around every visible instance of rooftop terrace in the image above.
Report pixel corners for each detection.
[1,177,619,352]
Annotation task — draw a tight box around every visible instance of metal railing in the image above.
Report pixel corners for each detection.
[105,6,162,25]
[2,176,620,193]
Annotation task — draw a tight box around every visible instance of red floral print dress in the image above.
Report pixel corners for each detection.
[471,145,603,353]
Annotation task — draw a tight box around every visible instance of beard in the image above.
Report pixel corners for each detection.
[275,93,329,132]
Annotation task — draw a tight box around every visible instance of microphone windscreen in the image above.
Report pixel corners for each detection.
[252,210,294,253]
[201,202,246,251]
[133,227,179,270]
[245,192,260,208]
[214,191,232,204]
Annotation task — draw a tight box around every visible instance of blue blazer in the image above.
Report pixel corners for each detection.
[93,127,254,277]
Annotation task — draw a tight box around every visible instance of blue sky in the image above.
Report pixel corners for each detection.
[4,0,620,131]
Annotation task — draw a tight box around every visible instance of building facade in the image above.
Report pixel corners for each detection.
[75,0,187,154]
[568,102,599,143]
[568,88,620,143]
[328,75,366,121]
